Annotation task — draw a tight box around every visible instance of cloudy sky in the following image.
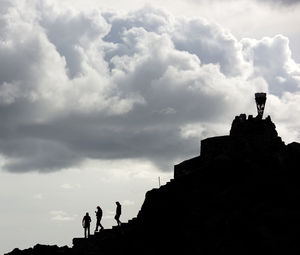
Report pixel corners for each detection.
[1,0,300,253]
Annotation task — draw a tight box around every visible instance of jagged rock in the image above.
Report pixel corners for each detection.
[7,114,300,255]
[5,244,71,255]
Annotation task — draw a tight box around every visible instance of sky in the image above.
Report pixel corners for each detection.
[1,0,300,253]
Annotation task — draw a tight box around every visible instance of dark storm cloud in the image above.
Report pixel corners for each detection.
[0,2,299,173]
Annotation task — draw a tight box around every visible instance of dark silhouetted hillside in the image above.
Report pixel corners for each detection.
[6,113,300,255]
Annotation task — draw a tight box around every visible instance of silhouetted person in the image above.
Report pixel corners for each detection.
[114,201,122,226]
[95,206,104,232]
[82,212,91,238]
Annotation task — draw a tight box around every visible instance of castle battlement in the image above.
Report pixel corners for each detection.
[174,113,285,179]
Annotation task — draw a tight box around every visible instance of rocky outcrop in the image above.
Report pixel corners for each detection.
[6,244,70,255]
[7,114,300,255]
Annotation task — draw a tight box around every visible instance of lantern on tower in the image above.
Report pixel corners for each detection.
[255,92,267,118]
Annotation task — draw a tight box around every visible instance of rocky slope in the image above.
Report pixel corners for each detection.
[7,114,300,255]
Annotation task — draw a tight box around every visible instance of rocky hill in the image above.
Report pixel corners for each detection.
[6,113,300,255]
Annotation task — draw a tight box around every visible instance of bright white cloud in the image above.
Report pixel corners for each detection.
[241,35,300,95]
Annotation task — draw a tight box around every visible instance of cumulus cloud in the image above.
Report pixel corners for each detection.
[0,1,299,173]
[241,35,300,95]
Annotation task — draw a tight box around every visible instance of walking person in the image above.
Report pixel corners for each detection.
[82,212,91,238]
[114,201,122,226]
[95,206,104,232]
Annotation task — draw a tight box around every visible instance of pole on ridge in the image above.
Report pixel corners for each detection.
[255,93,267,118]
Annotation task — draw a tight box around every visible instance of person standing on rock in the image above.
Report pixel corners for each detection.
[95,206,104,232]
[114,201,122,226]
[82,212,91,238]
